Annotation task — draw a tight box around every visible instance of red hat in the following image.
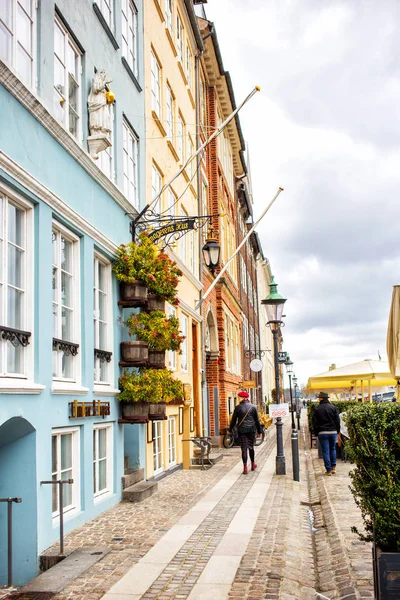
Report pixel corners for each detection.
[238,391,249,398]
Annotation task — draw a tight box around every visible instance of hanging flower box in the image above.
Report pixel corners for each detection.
[146,295,166,312]
[148,350,166,369]
[120,341,148,365]
[149,402,167,420]
[119,280,148,306]
[120,401,149,422]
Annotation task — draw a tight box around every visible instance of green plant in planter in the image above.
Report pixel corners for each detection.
[112,233,182,305]
[119,368,184,404]
[124,310,185,352]
[345,403,400,552]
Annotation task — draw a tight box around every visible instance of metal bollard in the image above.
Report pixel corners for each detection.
[0,497,22,587]
[291,429,300,482]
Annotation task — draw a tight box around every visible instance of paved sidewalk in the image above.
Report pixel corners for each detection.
[2,415,374,600]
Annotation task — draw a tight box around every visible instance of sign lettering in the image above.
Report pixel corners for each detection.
[147,219,196,243]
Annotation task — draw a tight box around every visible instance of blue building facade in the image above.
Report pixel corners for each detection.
[0,0,145,585]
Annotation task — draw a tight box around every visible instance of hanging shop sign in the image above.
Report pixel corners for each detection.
[277,351,289,364]
[268,403,289,419]
[69,400,111,419]
[250,359,263,372]
[147,219,196,244]
[242,380,256,388]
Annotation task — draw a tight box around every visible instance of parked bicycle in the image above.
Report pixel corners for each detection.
[223,425,265,449]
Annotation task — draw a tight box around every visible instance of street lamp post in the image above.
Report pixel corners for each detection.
[262,275,287,475]
[293,375,300,430]
[285,359,300,482]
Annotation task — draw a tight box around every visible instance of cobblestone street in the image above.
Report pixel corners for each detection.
[3,418,374,600]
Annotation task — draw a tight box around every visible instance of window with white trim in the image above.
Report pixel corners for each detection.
[152,163,162,215]
[249,324,255,351]
[176,13,183,64]
[0,0,35,87]
[53,16,81,139]
[98,103,114,180]
[186,44,192,88]
[52,224,79,381]
[180,313,188,372]
[243,315,249,350]
[151,50,161,117]
[122,118,138,208]
[0,193,31,377]
[187,135,194,179]
[168,416,176,465]
[94,255,112,384]
[166,188,176,218]
[165,0,172,33]
[93,423,113,498]
[121,0,138,77]
[165,83,175,142]
[167,304,176,370]
[52,427,80,518]
[152,420,163,474]
[177,112,185,163]
[96,0,113,30]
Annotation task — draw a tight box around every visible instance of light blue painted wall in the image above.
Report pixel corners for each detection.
[0,0,146,585]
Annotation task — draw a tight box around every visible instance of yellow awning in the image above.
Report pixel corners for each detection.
[306,359,396,391]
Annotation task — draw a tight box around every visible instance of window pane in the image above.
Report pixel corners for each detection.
[7,341,22,374]
[62,474,72,507]
[61,237,72,272]
[99,322,106,349]
[54,22,65,62]
[61,307,72,340]
[52,302,58,336]
[61,272,72,307]
[17,5,31,50]
[62,352,73,379]
[98,263,105,291]
[19,0,32,15]
[7,287,22,328]
[98,459,106,490]
[52,436,57,473]
[93,461,96,493]
[98,291,106,320]
[60,434,72,470]
[8,204,23,246]
[52,474,58,513]
[98,429,107,458]
[0,22,12,63]
[8,245,23,288]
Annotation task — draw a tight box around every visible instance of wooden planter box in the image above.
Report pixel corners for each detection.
[146,295,166,312]
[148,350,166,369]
[120,341,148,366]
[149,403,167,420]
[120,402,149,423]
[373,543,400,599]
[119,281,148,307]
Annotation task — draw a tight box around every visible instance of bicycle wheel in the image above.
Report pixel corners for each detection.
[254,428,265,446]
[223,432,235,448]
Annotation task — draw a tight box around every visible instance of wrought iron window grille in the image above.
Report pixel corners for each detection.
[0,326,31,348]
[94,349,112,363]
[53,338,79,356]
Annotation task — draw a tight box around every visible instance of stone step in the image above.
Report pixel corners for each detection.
[121,467,144,489]
[191,452,223,466]
[122,480,158,503]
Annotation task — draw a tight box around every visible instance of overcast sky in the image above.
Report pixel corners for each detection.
[205,0,400,386]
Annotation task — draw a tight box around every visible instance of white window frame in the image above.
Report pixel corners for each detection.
[122,118,139,208]
[176,13,183,64]
[165,0,172,33]
[94,253,113,386]
[187,135,194,179]
[0,0,36,89]
[93,423,113,501]
[53,15,82,141]
[167,303,176,370]
[152,420,163,474]
[96,0,114,30]
[152,162,162,215]
[51,426,80,520]
[168,416,176,466]
[151,50,161,118]
[98,103,114,181]
[165,83,175,142]
[186,44,192,88]
[0,187,33,380]
[180,313,188,372]
[177,113,185,164]
[121,0,138,77]
[52,222,80,383]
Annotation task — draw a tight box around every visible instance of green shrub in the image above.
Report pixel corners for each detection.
[119,369,184,404]
[345,403,400,551]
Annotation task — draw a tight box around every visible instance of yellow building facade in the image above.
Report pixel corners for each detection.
[143,0,204,478]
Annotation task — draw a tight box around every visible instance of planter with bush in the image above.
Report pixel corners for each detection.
[345,403,400,599]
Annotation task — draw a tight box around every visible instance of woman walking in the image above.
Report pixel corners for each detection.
[229,391,262,474]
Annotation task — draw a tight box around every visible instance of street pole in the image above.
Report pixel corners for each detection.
[272,328,285,475]
[288,374,300,482]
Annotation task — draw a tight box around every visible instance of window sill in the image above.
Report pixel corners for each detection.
[121,57,142,92]
[152,110,167,137]
[153,0,165,22]
[0,379,45,395]
[167,140,180,162]
[52,382,90,395]
[165,28,177,56]
[93,385,120,396]
[94,490,114,504]
[93,3,119,49]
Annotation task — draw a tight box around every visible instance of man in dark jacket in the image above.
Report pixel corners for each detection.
[230,391,262,474]
[312,391,340,476]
